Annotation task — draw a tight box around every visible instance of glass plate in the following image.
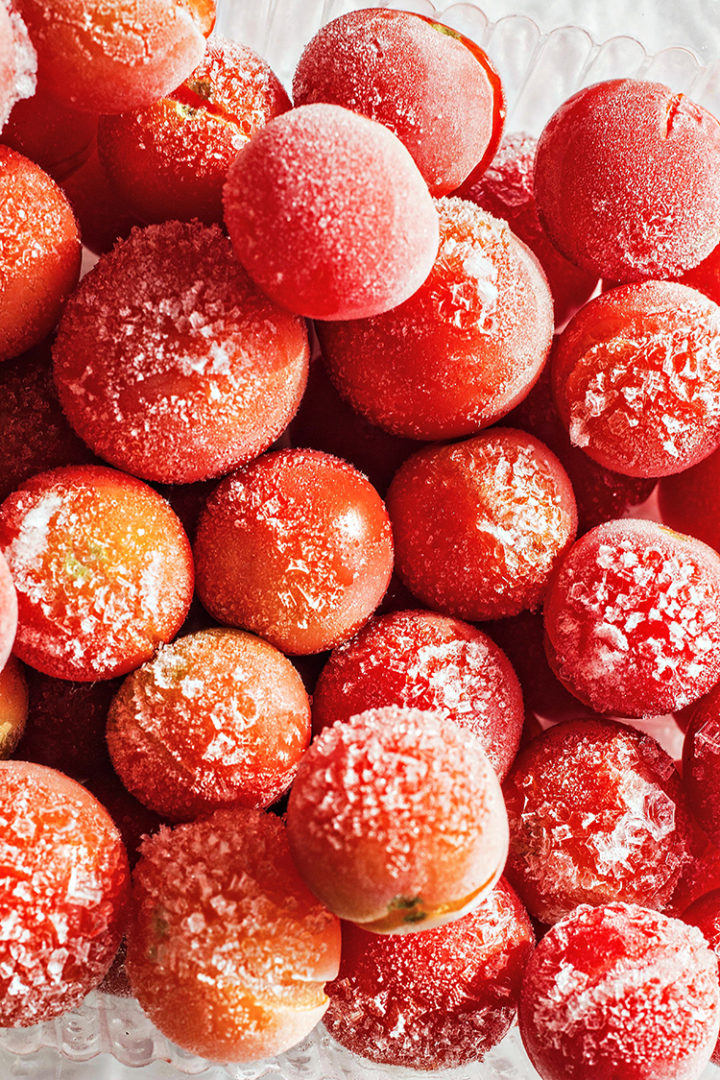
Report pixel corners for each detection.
[3,1,719,1077]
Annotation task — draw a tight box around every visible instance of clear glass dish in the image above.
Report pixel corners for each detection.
[3,1,720,1077]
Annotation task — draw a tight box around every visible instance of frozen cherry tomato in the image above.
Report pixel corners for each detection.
[519,902,720,1080]
[286,706,509,932]
[53,221,309,484]
[98,37,290,225]
[126,809,341,1062]
[292,8,504,196]
[0,146,80,362]
[312,609,523,780]
[387,429,576,620]
[0,465,194,681]
[318,196,553,440]
[223,103,439,321]
[552,281,720,478]
[544,518,720,717]
[535,79,720,281]
[324,879,533,1070]
[0,760,130,1027]
[194,449,393,655]
[107,628,311,820]
[503,719,693,923]
[15,0,215,115]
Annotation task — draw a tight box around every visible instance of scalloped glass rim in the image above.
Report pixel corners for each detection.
[3,1,720,1078]
[218,0,720,127]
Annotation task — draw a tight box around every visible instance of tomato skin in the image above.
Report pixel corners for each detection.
[194,448,394,655]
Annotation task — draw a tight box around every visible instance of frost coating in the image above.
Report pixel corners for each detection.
[223,102,439,321]
[286,706,509,929]
[544,518,720,717]
[292,8,500,196]
[194,448,393,655]
[520,902,720,1080]
[433,230,499,333]
[387,428,577,621]
[52,220,309,484]
[107,628,311,820]
[534,80,720,281]
[324,879,534,1070]
[126,808,341,1063]
[14,0,212,115]
[312,609,524,780]
[0,1,36,133]
[319,195,554,440]
[0,146,80,362]
[504,719,693,924]
[97,37,291,224]
[0,465,193,681]
[554,281,720,478]
[0,762,129,1027]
